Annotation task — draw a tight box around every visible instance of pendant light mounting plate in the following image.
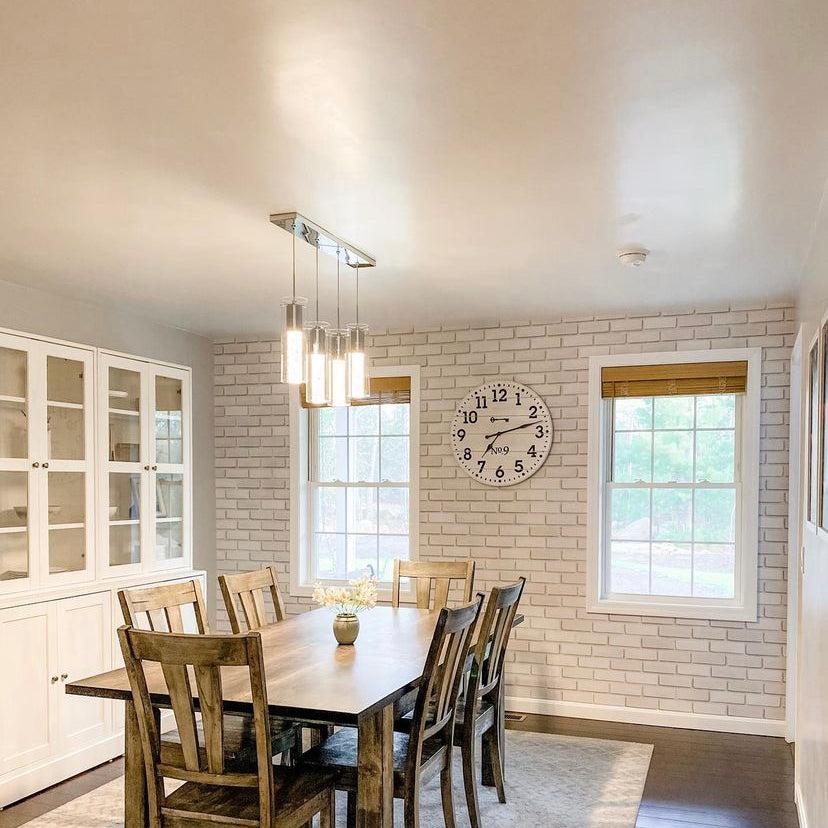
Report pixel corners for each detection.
[270,212,376,268]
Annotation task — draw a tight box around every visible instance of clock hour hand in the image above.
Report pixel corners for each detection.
[484,421,536,440]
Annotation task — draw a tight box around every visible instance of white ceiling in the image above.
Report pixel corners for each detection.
[1,1,826,338]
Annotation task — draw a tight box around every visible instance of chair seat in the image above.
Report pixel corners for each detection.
[300,727,445,794]
[395,699,494,733]
[161,713,297,772]
[162,765,337,827]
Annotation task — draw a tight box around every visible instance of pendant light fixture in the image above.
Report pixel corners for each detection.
[346,263,369,400]
[327,251,349,407]
[280,232,307,385]
[305,247,330,405]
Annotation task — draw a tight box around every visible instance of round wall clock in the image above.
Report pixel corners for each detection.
[450,381,554,486]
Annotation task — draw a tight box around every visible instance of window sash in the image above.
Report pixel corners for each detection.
[601,395,743,603]
[307,403,412,583]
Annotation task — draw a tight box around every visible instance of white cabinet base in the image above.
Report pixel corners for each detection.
[0,569,203,808]
[0,731,123,810]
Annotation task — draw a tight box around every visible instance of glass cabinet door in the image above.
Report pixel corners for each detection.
[101,357,147,574]
[151,370,188,567]
[41,348,94,583]
[0,338,33,588]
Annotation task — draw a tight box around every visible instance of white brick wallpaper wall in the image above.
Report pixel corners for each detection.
[214,302,794,730]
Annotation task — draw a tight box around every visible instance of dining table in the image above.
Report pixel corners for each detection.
[66,605,523,828]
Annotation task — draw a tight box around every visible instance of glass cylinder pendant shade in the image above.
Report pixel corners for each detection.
[280,297,307,385]
[327,329,349,407]
[305,322,330,405]
[346,323,370,399]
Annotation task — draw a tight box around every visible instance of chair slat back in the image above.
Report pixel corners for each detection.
[391,559,476,610]
[468,579,525,704]
[118,627,273,827]
[218,566,286,633]
[118,580,208,634]
[407,597,482,763]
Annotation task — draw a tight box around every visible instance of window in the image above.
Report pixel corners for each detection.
[807,339,820,525]
[608,394,738,599]
[292,368,419,591]
[588,350,760,621]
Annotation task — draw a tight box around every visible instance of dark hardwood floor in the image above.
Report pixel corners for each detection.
[0,715,797,828]
[510,714,798,828]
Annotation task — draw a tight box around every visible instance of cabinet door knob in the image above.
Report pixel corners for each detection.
[60,673,68,681]
[151,465,158,471]
[144,465,150,471]
[32,461,40,468]
[50,675,59,683]
[42,462,49,469]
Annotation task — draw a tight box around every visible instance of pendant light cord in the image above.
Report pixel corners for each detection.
[336,251,341,329]
[291,233,296,299]
[356,266,360,325]
[315,246,320,319]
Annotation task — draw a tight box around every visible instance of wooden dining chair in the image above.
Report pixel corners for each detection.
[218,566,333,749]
[118,578,209,634]
[302,596,483,828]
[456,578,525,828]
[117,626,336,828]
[219,566,286,634]
[390,559,476,610]
[118,580,297,764]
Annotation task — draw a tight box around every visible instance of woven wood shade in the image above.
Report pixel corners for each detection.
[601,360,748,398]
[300,375,411,408]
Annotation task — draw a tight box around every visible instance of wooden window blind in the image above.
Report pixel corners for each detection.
[601,360,748,399]
[300,375,411,408]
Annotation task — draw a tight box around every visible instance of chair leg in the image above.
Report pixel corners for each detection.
[320,788,336,828]
[461,730,481,828]
[346,790,356,828]
[440,754,457,828]
[481,683,507,803]
[404,787,419,828]
[482,726,506,804]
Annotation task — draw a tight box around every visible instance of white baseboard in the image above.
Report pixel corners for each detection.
[506,696,786,737]
[795,782,809,828]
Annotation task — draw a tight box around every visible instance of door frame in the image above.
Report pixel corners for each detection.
[786,326,804,742]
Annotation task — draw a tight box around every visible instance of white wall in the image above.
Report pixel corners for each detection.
[215,301,793,735]
[795,182,828,828]
[0,277,217,616]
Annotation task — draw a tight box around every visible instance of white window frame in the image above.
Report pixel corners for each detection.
[587,347,761,621]
[289,364,420,599]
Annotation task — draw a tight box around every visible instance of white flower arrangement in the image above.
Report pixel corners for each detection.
[312,577,378,617]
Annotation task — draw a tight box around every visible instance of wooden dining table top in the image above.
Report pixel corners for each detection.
[66,606,524,726]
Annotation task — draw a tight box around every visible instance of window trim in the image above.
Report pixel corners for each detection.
[289,364,420,598]
[587,348,761,621]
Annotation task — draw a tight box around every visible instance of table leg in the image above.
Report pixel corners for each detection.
[124,700,149,828]
[356,703,394,828]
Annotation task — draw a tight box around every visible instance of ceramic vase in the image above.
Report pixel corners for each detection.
[333,612,360,645]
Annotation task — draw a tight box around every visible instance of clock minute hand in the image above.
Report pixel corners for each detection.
[484,421,536,440]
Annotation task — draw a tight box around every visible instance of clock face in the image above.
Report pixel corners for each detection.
[450,381,553,486]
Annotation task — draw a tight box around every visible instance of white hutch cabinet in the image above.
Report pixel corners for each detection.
[0,328,202,807]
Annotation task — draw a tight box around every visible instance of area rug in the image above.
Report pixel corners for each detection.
[22,731,653,828]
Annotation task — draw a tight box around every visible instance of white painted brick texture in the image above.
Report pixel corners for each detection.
[214,303,793,724]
